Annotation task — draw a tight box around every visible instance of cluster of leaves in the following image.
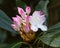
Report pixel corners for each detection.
[0,0,60,48]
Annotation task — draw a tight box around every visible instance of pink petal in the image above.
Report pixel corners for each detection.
[16,15,22,21]
[17,7,25,17]
[24,25,30,32]
[12,17,20,26]
[26,6,31,15]
[26,16,30,22]
[38,11,43,15]
[11,24,17,31]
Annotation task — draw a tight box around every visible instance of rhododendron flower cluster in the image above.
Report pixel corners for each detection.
[11,6,47,41]
[11,6,31,32]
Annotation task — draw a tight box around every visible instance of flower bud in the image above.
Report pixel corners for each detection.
[17,7,25,18]
[26,6,31,15]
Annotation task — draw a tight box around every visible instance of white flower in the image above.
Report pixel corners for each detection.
[29,11,47,32]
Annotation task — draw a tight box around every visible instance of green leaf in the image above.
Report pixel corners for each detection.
[5,42,30,48]
[0,0,3,4]
[40,22,60,47]
[35,0,49,14]
[0,9,16,33]
[0,43,8,48]
[48,23,60,30]
[0,29,7,43]
[16,0,26,9]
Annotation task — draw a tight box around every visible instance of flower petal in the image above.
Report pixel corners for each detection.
[12,17,20,26]
[39,11,43,15]
[32,11,40,17]
[30,11,46,25]
[23,25,30,32]
[29,16,36,25]
[31,25,38,32]
[16,15,22,22]
[26,6,31,15]
[26,16,30,22]
[38,15,46,25]
[11,24,17,31]
[38,25,47,31]
[17,7,25,18]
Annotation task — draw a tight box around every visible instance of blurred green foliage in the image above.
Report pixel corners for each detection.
[0,0,3,4]
[41,22,60,47]
[0,9,16,33]
[0,29,7,43]
[16,0,26,9]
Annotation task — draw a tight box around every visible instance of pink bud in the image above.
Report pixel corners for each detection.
[12,17,20,26]
[11,24,17,31]
[26,6,31,15]
[16,15,22,21]
[17,7,25,17]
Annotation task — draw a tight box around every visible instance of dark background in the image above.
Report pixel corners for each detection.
[0,0,60,26]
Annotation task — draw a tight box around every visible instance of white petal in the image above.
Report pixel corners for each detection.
[38,25,47,31]
[32,11,40,17]
[31,25,38,32]
[39,15,46,25]
[29,16,39,26]
[30,11,46,25]
[29,16,35,25]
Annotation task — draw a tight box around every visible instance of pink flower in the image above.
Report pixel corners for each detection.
[11,6,31,32]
